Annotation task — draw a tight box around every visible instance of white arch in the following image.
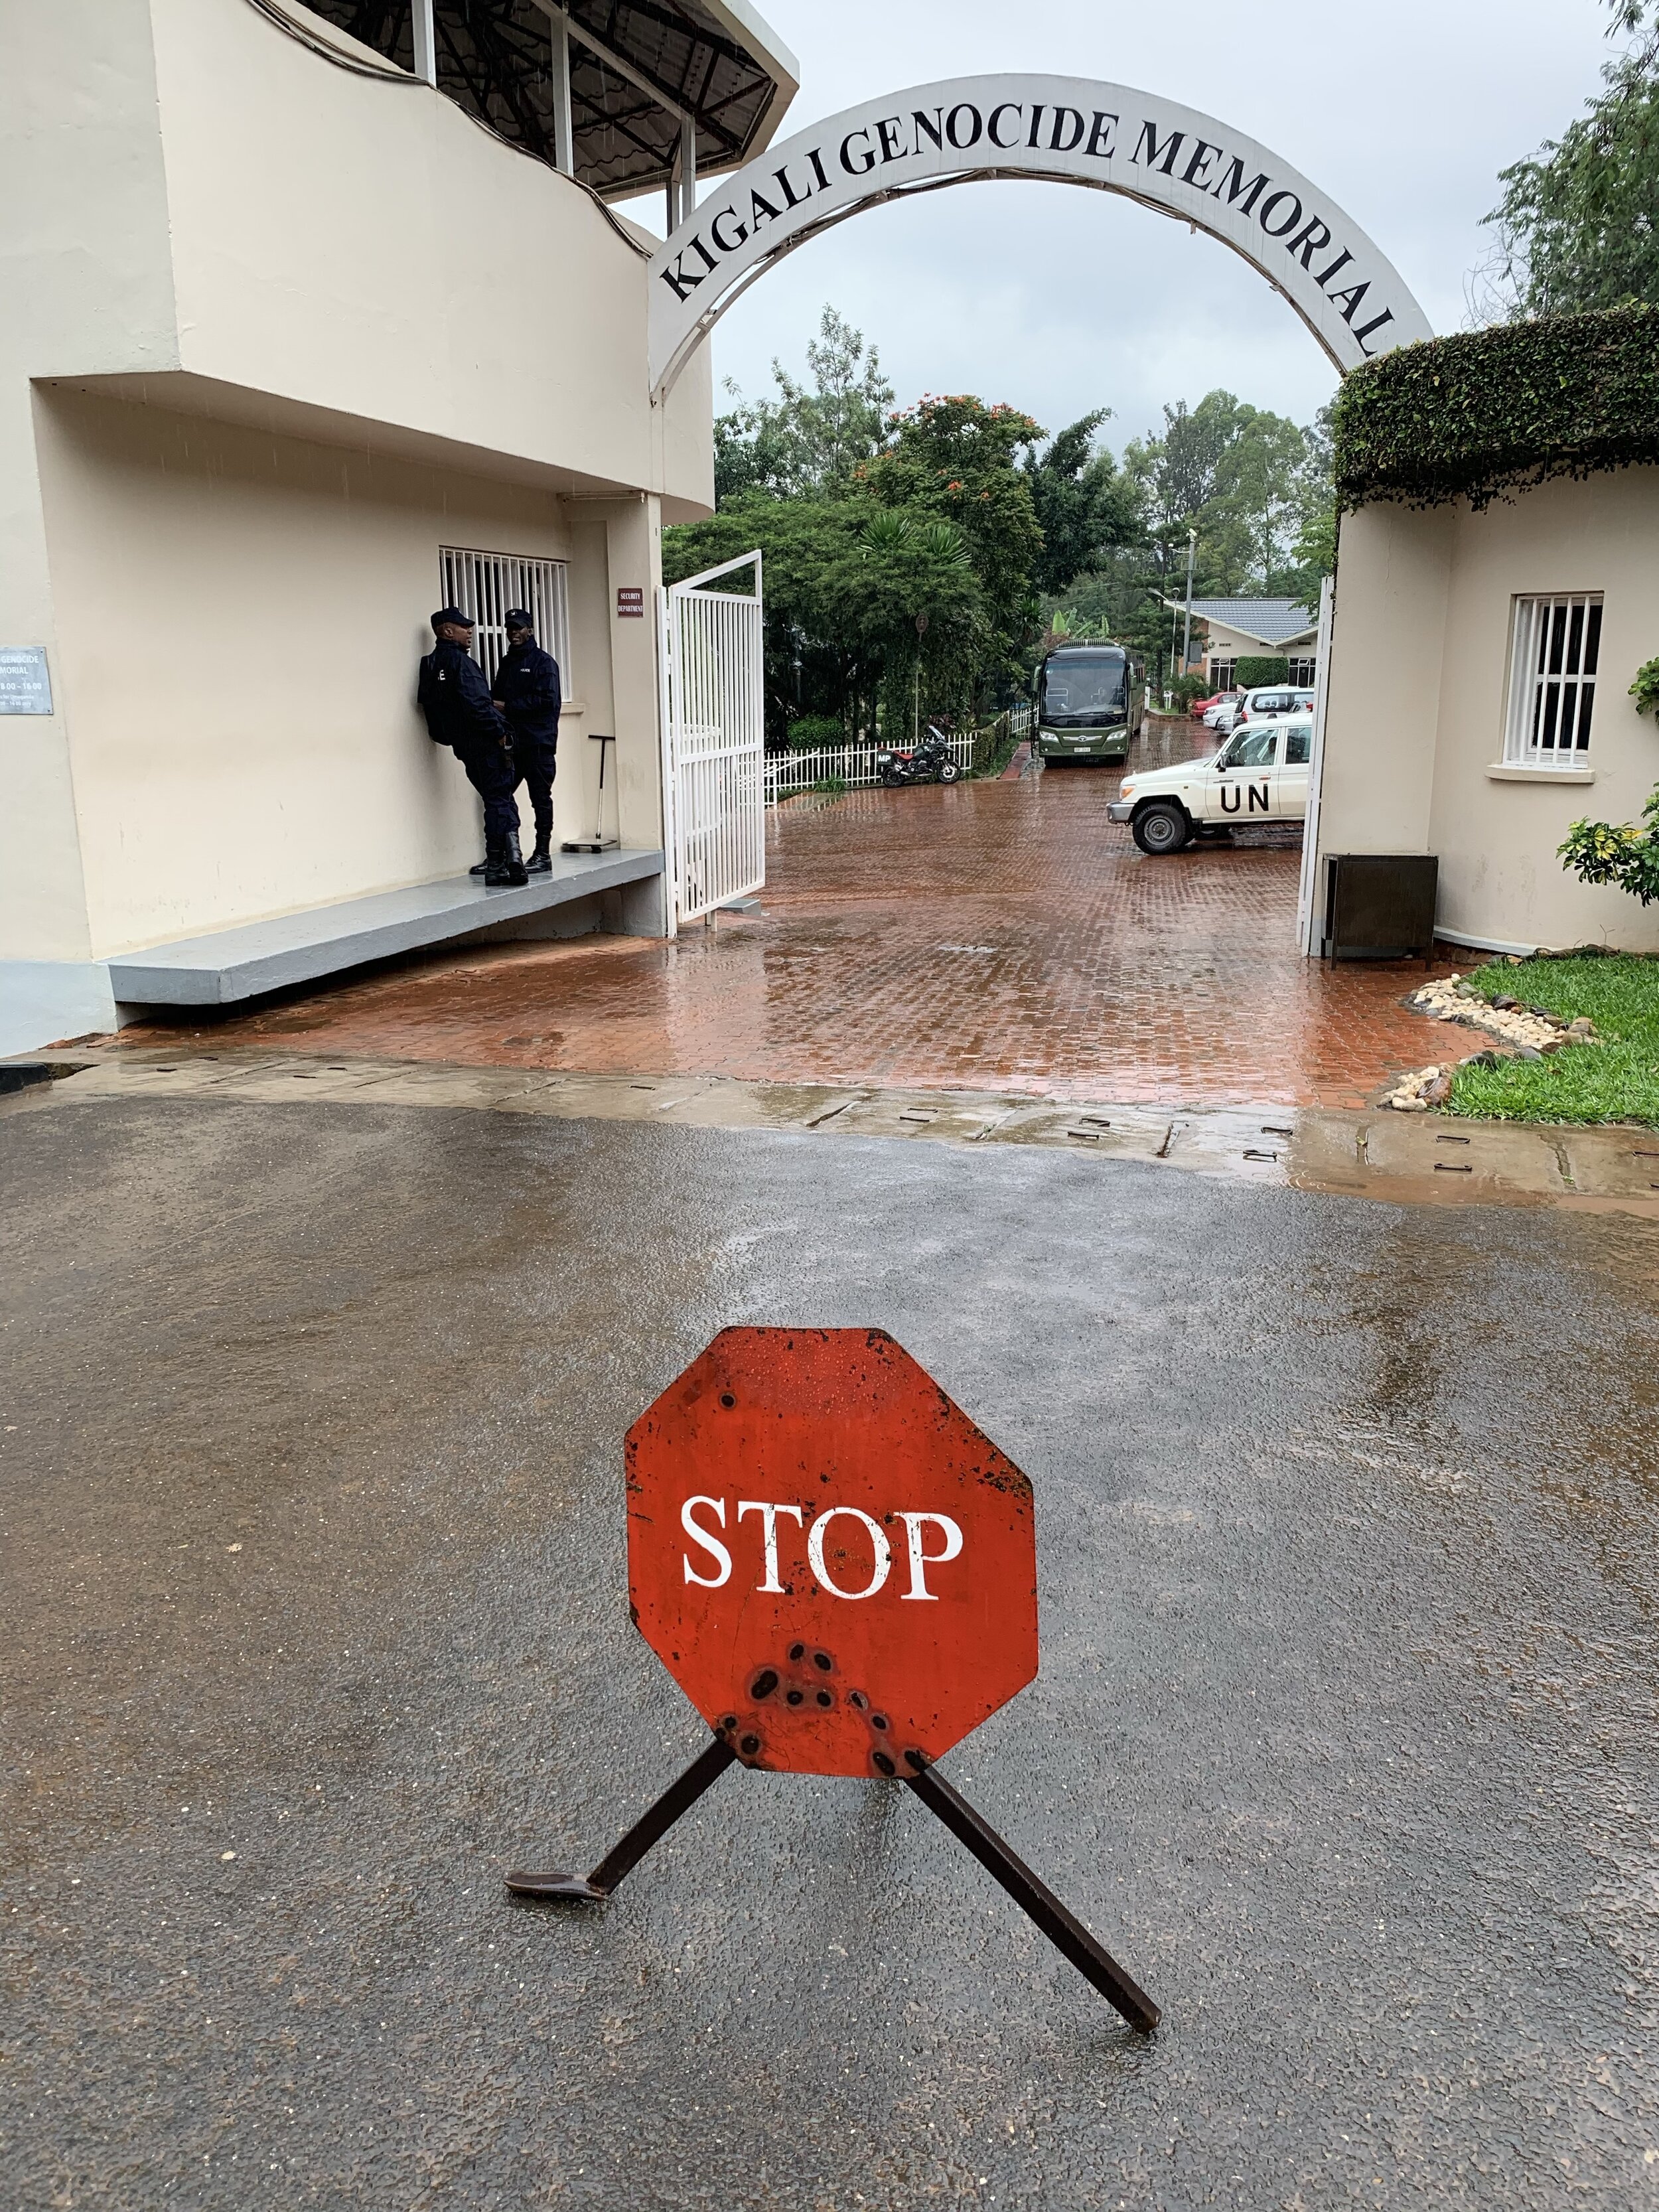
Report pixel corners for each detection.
[648,75,1431,398]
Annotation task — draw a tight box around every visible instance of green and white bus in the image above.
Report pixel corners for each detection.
[1034,644,1134,765]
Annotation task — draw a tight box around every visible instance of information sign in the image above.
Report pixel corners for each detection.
[0,647,52,715]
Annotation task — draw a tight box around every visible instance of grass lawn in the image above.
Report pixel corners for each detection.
[1447,954,1659,1126]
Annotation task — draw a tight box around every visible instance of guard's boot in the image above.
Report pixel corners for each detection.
[483,836,528,889]
[469,855,491,877]
[526,838,553,875]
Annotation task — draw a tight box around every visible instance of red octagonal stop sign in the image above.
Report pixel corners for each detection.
[626,1327,1038,1779]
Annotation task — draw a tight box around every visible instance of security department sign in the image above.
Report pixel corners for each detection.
[649,75,1432,396]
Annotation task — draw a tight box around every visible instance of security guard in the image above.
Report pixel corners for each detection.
[492,608,563,875]
[417,607,528,887]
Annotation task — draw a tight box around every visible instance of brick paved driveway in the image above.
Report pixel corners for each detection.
[155,763,1452,1107]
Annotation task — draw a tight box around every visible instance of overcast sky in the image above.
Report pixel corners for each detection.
[644,0,1620,457]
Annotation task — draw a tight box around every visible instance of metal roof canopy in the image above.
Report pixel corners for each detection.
[304,0,798,198]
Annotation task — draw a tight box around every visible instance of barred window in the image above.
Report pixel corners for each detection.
[1287,656,1317,687]
[439,546,570,690]
[1208,657,1236,691]
[1504,595,1601,764]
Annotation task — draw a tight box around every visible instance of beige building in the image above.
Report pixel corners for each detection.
[1,0,797,1053]
[1171,598,1320,690]
[1313,468,1659,956]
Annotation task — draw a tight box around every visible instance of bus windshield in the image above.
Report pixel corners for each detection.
[1040,653,1128,725]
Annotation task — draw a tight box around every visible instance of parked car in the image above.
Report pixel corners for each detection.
[1234,685,1316,725]
[1190,690,1228,720]
[1206,692,1246,733]
[1106,715,1312,853]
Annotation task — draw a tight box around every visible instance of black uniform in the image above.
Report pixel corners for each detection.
[417,638,518,850]
[492,635,562,853]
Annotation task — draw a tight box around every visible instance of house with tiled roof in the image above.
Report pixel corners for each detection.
[1163,597,1321,689]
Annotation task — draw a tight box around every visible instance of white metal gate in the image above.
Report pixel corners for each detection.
[660,550,765,927]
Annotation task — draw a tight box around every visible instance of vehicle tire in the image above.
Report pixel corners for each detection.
[937,760,962,784]
[1132,801,1191,855]
[879,767,905,788]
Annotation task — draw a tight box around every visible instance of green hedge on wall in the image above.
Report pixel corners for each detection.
[1333,305,1659,512]
[1235,656,1290,688]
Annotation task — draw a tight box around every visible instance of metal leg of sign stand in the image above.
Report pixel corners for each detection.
[505,1735,735,1901]
[902,1754,1160,2034]
[504,1739,1158,2031]
[560,732,619,855]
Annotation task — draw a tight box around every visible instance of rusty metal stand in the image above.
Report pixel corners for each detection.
[505,1735,736,1901]
[902,1756,1160,2033]
[505,1739,1159,2033]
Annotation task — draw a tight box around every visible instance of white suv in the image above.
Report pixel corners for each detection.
[1210,684,1315,734]
[1107,717,1313,853]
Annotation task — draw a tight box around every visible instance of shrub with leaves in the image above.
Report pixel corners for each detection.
[1332,304,1659,511]
[1235,656,1291,688]
[1559,787,1659,903]
[1630,655,1659,717]
[787,715,844,750]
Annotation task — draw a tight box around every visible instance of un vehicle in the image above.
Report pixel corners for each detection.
[1035,644,1133,764]
[1107,715,1312,854]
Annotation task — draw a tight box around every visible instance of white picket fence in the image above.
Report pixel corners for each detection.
[764,704,1036,807]
[764,731,975,806]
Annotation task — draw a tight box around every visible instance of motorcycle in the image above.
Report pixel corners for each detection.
[877,726,963,787]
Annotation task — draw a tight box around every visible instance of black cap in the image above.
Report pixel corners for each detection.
[431,605,474,629]
[504,608,535,630]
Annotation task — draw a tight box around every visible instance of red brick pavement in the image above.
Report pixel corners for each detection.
[133,755,1454,1108]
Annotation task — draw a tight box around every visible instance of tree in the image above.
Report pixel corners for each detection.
[1284,403,1336,598]
[1477,1,1659,319]
[1122,392,1312,595]
[1021,411,1140,595]
[663,494,983,741]
[1125,397,1230,540]
[861,396,1046,704]
[713,305,895,504]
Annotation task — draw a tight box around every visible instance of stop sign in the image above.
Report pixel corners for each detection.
[626,1327,1038,1779]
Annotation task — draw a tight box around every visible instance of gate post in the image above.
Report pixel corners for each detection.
[599,494,672,938]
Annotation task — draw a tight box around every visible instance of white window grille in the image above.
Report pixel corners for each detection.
[1504,594,1602,764]
[439,546,570,690]
[1287,656,1318,687]
[1208,658,1237,691]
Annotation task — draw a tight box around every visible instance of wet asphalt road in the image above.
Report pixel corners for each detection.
[2,1090,1657,2210]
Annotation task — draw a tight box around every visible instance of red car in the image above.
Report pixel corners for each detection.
[1190,691,1230,719]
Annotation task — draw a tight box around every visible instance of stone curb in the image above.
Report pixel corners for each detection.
[15,1047,1659,1218]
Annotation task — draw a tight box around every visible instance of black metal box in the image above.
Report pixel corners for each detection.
[1321,853,1439,961]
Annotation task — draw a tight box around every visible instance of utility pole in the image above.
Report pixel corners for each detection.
[1166,595,1179,708]
[1182,528,1198,680]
